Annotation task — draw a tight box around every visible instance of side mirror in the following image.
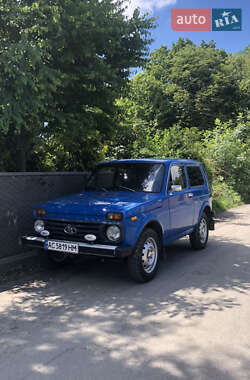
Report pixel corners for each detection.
[170,184,182,192]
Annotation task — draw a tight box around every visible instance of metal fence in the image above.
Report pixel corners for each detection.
[0,172,88,260]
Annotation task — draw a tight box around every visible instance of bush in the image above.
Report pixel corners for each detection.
[123,112,250,211]
[203,113,250,203]
[212,180,243,214]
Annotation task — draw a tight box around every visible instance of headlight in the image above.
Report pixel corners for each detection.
[106,225,121,242]
[34,219,45,233]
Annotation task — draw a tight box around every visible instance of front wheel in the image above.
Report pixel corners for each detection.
[189,212,209,250]
[47,251,72,267]
[127,228,161,283]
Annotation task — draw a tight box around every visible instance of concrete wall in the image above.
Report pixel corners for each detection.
[0,172,88,260]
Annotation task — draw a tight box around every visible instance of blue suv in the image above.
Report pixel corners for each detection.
[22,159,214,282]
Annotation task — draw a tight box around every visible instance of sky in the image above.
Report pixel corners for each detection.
[125,0,249,54]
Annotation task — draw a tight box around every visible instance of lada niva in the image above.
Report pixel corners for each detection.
[22,159,214,282]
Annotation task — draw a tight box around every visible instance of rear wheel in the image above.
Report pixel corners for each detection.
[127,228,161,283]
[189,212,209,249]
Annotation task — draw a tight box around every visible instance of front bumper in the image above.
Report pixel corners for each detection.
[22,235,133,259]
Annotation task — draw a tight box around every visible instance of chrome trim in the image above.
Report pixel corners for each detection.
[25,236,45,242]
[64,224,77,235]
[23,236,117,250]
[43,218,114,224]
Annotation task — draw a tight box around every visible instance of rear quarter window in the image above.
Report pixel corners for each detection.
[187,166,205,187]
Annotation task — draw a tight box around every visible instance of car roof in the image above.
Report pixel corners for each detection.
[98,158,201,165]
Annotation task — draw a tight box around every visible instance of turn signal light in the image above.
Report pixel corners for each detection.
[35,209,46,216]
[130,216,137,221]
[106,213,123,221]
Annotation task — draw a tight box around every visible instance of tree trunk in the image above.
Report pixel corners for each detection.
[18,126,27,172]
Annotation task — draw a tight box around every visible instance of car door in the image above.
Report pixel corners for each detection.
[167,164,194,237]
[186,165,207,225]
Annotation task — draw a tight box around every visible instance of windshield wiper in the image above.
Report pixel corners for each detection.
[117,185,136,192]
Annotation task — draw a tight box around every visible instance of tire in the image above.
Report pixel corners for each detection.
[127,228,161,283]
[189,212,209,250]
[47,251,72,268]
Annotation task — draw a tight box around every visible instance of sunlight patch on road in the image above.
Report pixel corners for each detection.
[32,363,55,375]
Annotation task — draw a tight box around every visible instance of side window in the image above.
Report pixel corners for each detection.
[168,165,187,191]
[187,166,204,187]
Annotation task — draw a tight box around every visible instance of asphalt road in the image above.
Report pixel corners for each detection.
[0,205,250,380]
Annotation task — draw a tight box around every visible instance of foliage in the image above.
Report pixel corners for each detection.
[110,112,249,209]
[203,113,250,202]
[133,124,203,160]
[212,180,243,214]
[0,0,155,171]
[232,45,250,111]
[118,39,249,134]
[0,0,60,170]
[0,6,249,217]
[107,39,249,211]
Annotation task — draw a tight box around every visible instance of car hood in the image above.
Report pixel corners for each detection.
[34,191,161,219]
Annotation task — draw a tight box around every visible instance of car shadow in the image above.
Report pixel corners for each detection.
[0,236,250,379]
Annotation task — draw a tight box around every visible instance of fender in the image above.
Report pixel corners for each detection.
[197,200,212,224]
[131,213,165,247]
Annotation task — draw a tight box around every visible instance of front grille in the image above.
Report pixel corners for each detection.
[44,219,105,243]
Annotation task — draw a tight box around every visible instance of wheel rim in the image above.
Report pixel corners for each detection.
[199,218,208,244]
[141,237,158,274]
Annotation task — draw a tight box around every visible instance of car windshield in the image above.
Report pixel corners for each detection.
[86,163,165,193]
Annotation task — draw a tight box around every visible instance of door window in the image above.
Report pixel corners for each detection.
[187,166,204,187]
[168,165,187,191]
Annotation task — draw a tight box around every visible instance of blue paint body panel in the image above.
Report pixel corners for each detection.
[30,159,213,254]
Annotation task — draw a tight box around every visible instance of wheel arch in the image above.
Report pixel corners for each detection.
[203,205,212,220]
[199,202,212,221]
[202,205,215,230]
[140,219,163,245]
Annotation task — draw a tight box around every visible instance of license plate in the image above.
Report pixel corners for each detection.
[44,240,79,254]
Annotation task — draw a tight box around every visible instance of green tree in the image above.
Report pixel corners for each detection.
[119,38,246,135]
[232,45,250,111]
[0,0,60,170]
[0,0,155,171]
